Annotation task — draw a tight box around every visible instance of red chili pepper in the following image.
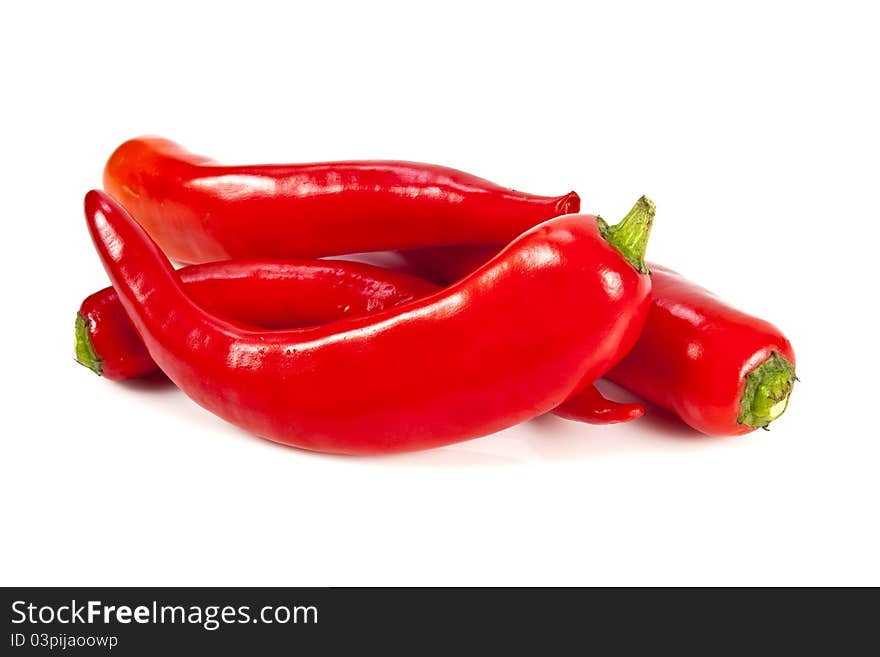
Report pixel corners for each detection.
[103,137,580,264]
[75,260,644,424]
[83,190,654,453]
[398,246,797,435]
[74,259,437,381]
[606,264,796,435]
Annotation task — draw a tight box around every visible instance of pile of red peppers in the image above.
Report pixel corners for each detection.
[75,137,797,454]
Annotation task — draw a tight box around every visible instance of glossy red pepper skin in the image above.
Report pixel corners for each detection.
[399,244,500,284]
[605,264,796,435]
[103,137,580,264]
[76,260,438,380]
[554,384,645,424]
[76,260,644,424]
[398,245,796,435]
[84,191,651,454]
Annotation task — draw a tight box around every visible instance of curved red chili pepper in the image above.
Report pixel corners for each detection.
[83,191,653,453]
[397,245,797,435]
[74,260,438,380]
[103,137,580,264]
[75,260,644,425]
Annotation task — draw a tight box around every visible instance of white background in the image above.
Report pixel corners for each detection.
[1,1,878,586]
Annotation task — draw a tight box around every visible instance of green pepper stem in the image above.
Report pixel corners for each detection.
[597,196,655,274]
[74,312,103,376]
[737,352,796,429]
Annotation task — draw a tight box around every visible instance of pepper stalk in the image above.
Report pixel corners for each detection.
[597,195,655,274]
